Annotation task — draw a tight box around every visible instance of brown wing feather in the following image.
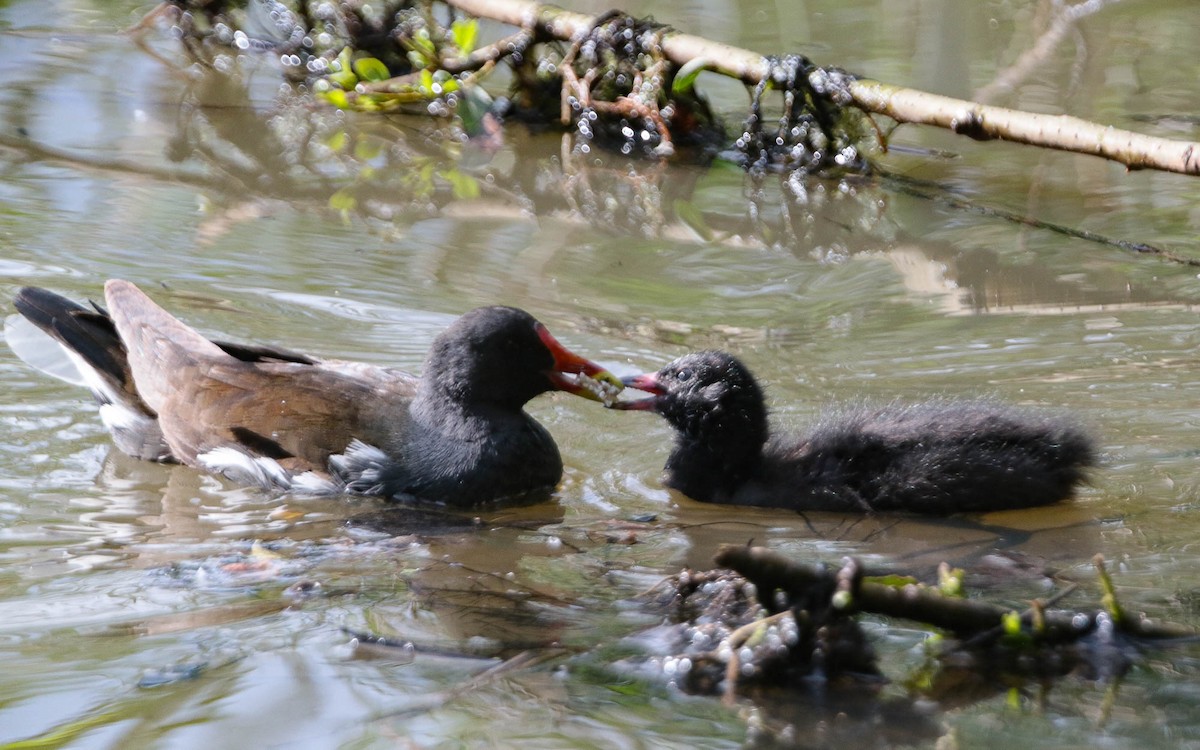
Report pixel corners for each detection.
[104,280,231,414]
[104,280,418,471]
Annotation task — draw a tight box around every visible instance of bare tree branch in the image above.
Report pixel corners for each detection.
[447,0,1200,175]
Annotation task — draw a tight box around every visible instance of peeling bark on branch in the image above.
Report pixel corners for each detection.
[447,0,1200,176]
[851,81,1200,175]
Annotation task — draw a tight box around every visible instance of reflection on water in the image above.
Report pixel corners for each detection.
[3,0,1200,747]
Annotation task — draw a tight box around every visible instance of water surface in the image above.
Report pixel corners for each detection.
[3,0,1200,747]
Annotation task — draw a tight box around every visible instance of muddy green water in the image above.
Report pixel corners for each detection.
[3,0,1200,747]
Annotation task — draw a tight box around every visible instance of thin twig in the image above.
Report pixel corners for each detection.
[721,610,793,706]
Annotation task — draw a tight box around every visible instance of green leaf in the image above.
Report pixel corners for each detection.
[327,48,359,90]
[451,18,478,55]
[936,563,965,598]
[419,69,435,96]
[407,50,430,70]
[442,169,481,200]
[1001,610,1021,636]
[863,574,919,588]
[672,57,710,96]
[319,88,350,109]
[328,69,358,90]
[326,47,358,89]
[329,189,356,212]
[412,28,436,57]
[329,188,356,223]
[353,56,391,83]
[1094,554,1124,622]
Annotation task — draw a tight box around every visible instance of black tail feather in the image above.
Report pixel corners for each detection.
[14,286,135,402]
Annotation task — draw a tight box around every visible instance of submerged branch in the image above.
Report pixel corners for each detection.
[885,172,1200,267]
[715,544,1197,642]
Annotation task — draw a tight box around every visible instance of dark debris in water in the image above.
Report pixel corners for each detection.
[609,546,1200,746]
[137,652,248,689]
[138,661,209,689]
[622,567,937,748]
[734,54,866,174]
[629,567,883,699]
[148,540,314,589]
[545,11,721,159]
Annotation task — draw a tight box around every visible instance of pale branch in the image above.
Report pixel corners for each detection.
[440,29,535,74]
[445,0,775,84]
[852,81,1200,174]
[445,0,1200,176]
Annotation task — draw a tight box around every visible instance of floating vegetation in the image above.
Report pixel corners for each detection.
[138,0,868,173]
[734,54,866,173]
[616,545,1200,745]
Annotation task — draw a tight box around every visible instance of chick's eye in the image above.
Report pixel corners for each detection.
[675,368,693,382]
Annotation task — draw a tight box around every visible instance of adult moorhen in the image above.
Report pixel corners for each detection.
[10,280,622,506]
[614,350,1095,514]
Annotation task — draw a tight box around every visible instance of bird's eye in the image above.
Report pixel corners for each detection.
[676,368,693,381]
